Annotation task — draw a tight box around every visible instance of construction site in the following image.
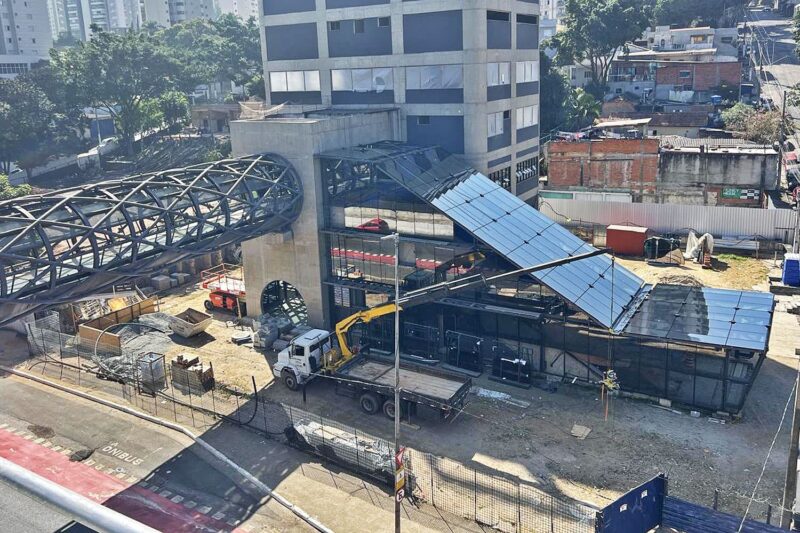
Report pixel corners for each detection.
[0,107,796,532]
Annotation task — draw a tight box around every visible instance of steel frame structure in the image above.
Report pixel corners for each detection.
[0,154,303,325]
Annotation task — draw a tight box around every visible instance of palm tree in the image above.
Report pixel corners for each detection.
[568,88,602,130]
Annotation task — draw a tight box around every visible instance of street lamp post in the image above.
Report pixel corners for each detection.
[382,231,402,533]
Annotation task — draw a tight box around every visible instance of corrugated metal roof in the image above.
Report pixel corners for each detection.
[659,136,760,149]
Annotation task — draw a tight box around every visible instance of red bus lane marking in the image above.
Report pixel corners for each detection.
[0,430,242,532]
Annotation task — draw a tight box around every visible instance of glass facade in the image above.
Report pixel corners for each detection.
[315,142,770,415]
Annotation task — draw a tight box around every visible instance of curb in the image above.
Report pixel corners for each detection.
[0,365,333,533]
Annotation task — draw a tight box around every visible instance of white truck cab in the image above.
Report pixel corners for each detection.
[273,329,333,390]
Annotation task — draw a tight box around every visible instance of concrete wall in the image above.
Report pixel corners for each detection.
[546,139,779,206]
[230,111,400,328]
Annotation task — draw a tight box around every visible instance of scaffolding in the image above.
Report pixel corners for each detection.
[0,154,303,325]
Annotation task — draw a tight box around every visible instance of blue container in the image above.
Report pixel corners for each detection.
[783,253,800,286]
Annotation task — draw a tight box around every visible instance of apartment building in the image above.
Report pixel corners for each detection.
[0,0,52,77]
[261,0,541,198]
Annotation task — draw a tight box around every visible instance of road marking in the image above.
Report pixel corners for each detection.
[126,476,137,483]
[226,518,239,526]
[15,430,25,435]
[138,481,149,488]
[61,449,72,456]
[170,495,184,503]
[115,472,127,479]
[23,434,33,440]
[184,501,197,509]
[85,459,95,466]
[0,423,7,429]
[94,464,104,471]
[98,442,144,466]
[197,505,212,515]
[34,438,44,444]
[212,511,226,520]
[159,490,172,498]
[51,445,61,452]
[42,441,52,448]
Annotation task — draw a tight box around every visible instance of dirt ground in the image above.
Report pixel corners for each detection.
[616,255,772,291]
[22,253,789,523]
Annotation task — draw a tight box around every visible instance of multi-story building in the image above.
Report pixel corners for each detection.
[540,0,564,22]
[641,26,740,58]
[261,0,541,199]
[138,0,172,28]
[0,0,52,76]
[217,0,258,19]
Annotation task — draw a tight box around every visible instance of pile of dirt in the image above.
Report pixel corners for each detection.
[658,274,704,287]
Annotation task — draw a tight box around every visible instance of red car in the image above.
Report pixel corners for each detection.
[356,218,390,233]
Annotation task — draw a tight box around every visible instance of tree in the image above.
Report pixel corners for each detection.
[0,78,56,177]
[722,103,787,144]
[158,90,190,131]
[157,15,261,93]
[567,88,602,130]
[21,63,87,151]
[553,0,651,95]
[652,0,747,28]
[721,102,754,132]
[539,50,572,134]
[0,175,31,200]
[51,30,182,155]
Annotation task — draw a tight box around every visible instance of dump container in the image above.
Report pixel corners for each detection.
[168,308,213,338]
[606,225,649,256]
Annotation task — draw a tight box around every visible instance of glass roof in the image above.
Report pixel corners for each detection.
[323,144,649,329]
[623,285,774,351]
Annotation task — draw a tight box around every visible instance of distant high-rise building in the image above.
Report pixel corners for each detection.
[216,0,257,20]
[139,0,171,28]
[0,0,53,77]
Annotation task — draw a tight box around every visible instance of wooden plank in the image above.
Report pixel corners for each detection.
[342,361,463,400]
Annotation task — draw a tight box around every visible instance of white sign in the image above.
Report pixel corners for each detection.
[395,488,405,502]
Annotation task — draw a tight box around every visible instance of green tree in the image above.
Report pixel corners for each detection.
[721,102,755,132]
[158,90,190,131]
[568,88,602,130]
[51,30,182,155]
[0,78,56,177]
[0,175,32,200]
[652,0,747,28]
[553,0,651,95]
[21,63,87,151]
[539,50,572,134]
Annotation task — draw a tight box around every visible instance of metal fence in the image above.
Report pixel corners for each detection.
[539,198,796,243]
[24,315,597,533]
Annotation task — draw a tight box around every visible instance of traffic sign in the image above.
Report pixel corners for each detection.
[395,488,405,502]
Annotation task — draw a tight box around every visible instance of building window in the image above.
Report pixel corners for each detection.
[488,111,505,137]
[679,70,691,78]
[269,70,321,92]
[489,167,512,190]
[516,14,538,25]
[328,21,340,31]
[516,157,538,183]
[406,65,463,89]
[378,17,390,28]
[487,11,510,22]
[332,67,394,92]
[515,61,539,83]
[516,105,538,129]
[487,62,510,87]
[354,19,365,34]
[0,62,28,74]
[584,71,592,80]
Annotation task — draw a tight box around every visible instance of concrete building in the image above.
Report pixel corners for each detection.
[545,136,779,207]
[217,0,258,19]
[229,107,774,416]
[0,0,53,56]
[260,0,541,199]
[139,0,172,28]
[540,0,564,22]
[641,26,740,58]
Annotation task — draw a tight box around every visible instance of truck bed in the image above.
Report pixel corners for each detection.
[337,358,470,404]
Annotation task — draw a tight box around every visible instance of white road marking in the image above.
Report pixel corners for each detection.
[197,505,212,515]
[159,490,172,498]
[170,495,184,503]
[34,438,44,444]
[212,512,226,520]
[184,501,197,509]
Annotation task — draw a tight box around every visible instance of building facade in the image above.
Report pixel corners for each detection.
[0,0,53,56]
[260,0,542,199]
[641,26,740,58]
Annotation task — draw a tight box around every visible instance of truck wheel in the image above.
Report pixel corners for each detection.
[204,300,214,311]
[359,392,380,415]
[282,370,299,391]
[382,400,396,419]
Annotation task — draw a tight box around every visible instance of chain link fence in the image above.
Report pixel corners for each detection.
[24,314,596,533]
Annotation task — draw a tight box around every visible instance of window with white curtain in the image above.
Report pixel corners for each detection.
[406,65,463,90]
[515,105,539,129]
[331,68,394,92]
[487,62,510,87]
[515,61,539,83]
[269,70,321,92]
[488,111,505,137]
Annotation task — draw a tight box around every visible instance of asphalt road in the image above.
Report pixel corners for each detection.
[0,375,306,532]
[746,8,800,146]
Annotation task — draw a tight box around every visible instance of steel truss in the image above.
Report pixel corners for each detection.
[0,154,303,324]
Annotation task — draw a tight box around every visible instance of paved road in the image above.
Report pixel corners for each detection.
[0,376,306,532]
[747,8,800,144]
